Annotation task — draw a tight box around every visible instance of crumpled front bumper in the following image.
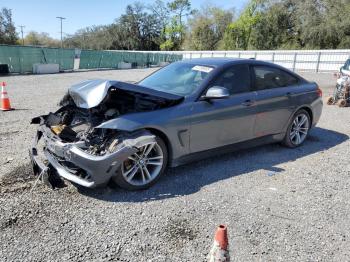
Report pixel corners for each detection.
[29,121,155,188]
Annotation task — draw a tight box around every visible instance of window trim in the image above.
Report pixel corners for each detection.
[250,65,300,91]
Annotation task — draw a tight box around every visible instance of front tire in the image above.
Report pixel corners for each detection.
[283,110,311,148]
[112,135,168,190]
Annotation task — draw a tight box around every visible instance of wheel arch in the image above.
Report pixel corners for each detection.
[297,106,313,125]
[144,127,172,166]
[283,105,314,133]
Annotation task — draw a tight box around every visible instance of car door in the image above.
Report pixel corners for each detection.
[189,64,257,153]
[252,65,300,137]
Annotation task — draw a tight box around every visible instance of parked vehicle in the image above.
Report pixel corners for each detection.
[30,58,323,190]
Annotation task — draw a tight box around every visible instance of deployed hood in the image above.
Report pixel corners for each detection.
[69,79,183,109]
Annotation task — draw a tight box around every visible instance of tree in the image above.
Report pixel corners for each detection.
[167,0,194,48]
[149,0,170,26]
[148,0,170,47]
[0,8,18,44]
[249,1,296,50]
[65,2,163,51]
[24,31,60,47]
[185,5,234,50]
[61,0,350,51]
[112,3,162,50]
[222,0,263,50]
[160,16,184,50]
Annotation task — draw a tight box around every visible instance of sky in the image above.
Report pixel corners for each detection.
[1,0,248,39]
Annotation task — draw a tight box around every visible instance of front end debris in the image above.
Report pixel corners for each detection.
[28,80,180,188]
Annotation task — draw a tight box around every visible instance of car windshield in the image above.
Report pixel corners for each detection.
[139,62,214,96]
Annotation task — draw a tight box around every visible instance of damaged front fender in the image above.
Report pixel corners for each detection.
[30,125,156,188]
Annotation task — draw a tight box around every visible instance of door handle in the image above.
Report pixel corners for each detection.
[241,100,254,106]
[286,92,294,96]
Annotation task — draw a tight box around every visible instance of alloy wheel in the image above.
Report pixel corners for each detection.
[121,142,164,186]
[289,113,309,145]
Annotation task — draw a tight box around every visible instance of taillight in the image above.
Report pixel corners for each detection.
[316,87,322,97]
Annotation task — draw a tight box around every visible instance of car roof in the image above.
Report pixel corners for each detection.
[181,58,245,67]
[179,57,281,67]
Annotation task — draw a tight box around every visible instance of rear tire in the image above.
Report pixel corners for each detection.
[112,135,168,190]
[283,109,311,148]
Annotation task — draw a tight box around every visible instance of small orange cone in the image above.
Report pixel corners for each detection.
[1,82,13,111]
[208,225,230,262]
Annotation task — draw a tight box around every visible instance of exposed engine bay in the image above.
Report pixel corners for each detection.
[29,80,182,188]
[33,80,182,156]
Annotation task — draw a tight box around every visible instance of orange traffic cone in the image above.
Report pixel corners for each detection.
[1,82,13,111]
[208,225,230,262]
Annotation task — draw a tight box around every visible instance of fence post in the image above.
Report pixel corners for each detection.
[18,47,23,74]
[211,52,214,58]
[190,52,192,60]
[200,52,203,58]
[292,52,297,71]
[316,52,321,72]
[238,52,241,58]
[224,52,227,57]
[98,52,103,70]
[272,52,275,63]
[254,52,257,59]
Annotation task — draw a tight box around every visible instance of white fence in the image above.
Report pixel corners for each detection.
[155,50,350,72]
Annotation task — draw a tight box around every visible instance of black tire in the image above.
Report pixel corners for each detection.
[282,109,311,148]
[111,135,168,190]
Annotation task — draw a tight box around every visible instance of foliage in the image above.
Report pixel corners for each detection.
[160,16,185,50]
[222,0,263,50]
[2,0,350,50]
[249,1,295,50]
[24,31,61,47]
[0,8,17,44]
[159,0,194,50]
[185,5,234,50]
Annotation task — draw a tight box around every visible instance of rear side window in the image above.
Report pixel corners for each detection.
[210,64,251,95]
[253,66,299,90]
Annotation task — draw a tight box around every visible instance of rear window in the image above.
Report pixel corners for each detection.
[253,66,299,90]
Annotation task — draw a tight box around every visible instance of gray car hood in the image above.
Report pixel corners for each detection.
[68,79,183,109]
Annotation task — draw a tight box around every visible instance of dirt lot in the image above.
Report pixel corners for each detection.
[0,69,349,261]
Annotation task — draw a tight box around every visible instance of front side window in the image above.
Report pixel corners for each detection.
[139,62,213,96]
[209,64,251,95]
[253,66,299,90]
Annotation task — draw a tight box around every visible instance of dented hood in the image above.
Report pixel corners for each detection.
[68,79,183,109]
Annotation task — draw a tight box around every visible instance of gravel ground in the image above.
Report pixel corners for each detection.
[0,69,349,261]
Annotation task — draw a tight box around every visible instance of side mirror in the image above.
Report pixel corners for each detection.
[201,86,229,100]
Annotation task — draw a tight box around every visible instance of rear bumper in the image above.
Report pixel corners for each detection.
[29,122,155,188]
[311,97,323,127]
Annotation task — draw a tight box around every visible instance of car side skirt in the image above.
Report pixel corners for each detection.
[170,133,285,167]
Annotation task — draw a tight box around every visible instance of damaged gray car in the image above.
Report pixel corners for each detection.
[30,58,323,190]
